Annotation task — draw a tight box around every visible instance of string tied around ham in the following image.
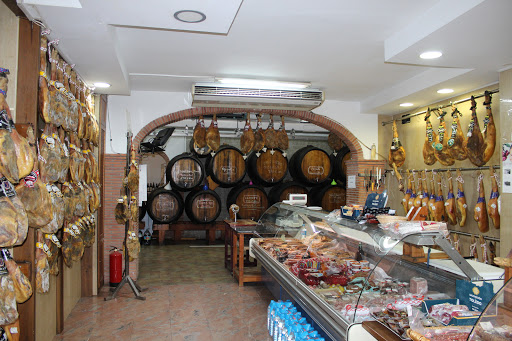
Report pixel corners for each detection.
[493,171,501,188]
[454,239,460,252]
[470,241,477,259]
[456,175,464,184]
[477,173,484,192]
[481,242,489,264]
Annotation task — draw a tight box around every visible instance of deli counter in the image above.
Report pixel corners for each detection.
[250,203,505,341]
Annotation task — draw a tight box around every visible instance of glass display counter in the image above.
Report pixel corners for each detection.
[251,203,504,341]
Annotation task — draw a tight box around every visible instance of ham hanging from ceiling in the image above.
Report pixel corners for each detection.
[464,96,486,166]
[423,109,437,165]
[444,171,457,226]
[276,116,289,151]
[488,166,500,229]
[64,63,78,132]
[432,173,446,222]
[447,105,467,161]
[38,124,61,183]
[127,146,139,193]
[427,172,436,221]
[239,116,255,156]
[193,116,207,148]
[455,169,467,227]
[2,249,32,304]
[253,114,265,153]
[388,120,405,168]
[205,114,220,152]
[433,110,454,166]
[402,170,412,214]
[265,115,279,150]
[420,172,430,218]
[38,35,51,124]
[482,91,496,163]
[35,230,50,293]
[328,132,344,152]
[474,172,489,233]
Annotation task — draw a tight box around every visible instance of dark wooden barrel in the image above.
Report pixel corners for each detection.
[166,152,205,191]
[147,188,184,224]
[309,184,346,212]
[331,147,351,185]
[227,182,269,220]
[268,181,308,205]
[206,145,246,187]
[289,146,332,185]
[189,138,212,158]
[185,189,221,224]
[247,149,288,186]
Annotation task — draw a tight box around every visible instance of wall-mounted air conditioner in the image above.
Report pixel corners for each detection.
[191,83,324,111]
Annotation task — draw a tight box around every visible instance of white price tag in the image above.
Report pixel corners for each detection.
[480,321,493,331]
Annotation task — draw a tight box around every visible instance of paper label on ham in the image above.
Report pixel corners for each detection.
[0,178,16,198]
[0,110,13,132]
[23,170,39,188]
[0,258,7,275]
[46,234,61,247]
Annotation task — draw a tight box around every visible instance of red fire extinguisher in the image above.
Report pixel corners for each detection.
[109,247,122,287]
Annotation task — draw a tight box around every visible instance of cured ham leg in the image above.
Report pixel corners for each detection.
[421,172,430,217]
[453,233,461,254]
[433,111,454,166]
[39,123,61,183]
[413,172,423,208]
[407,171,418,211]
[265,115,278,150]
[388,120,405,167]
[444,171,457,225]
[482,91,496,163]
[1,249,32,303]
[428,172,437,221]
[479,235,489,264]
[423,109,437,165]
[488,166,500,229]
[193,116,206,148]
[470,235,478,260]
[328,132,344,152]
[0,257,18,325]
[474,172,489,233]
[240,116,255,156]
[402,170,412,214]
[489,242,496,265]
[464,96,486,166]
[455,169,467,227]
[35,231,50,293]
[432,173,446,222]
[253,114,265,153]
[391,162,404,193]
[277,116,289,151]
[205,114,220,152]
[127,146,139,193]
[38,35,51,124]
[447,105,467,161]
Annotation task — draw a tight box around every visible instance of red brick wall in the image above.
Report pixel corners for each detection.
[103,153,138,284]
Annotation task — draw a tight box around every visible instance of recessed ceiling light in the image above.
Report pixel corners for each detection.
[94,82,111,88]
[437,88,454,94]
[174,10,206,23]
[400,103,414,107]
[420,51,442,59]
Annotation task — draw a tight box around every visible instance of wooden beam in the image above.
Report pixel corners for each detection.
[1,0,27,18]
[81,247,93,297]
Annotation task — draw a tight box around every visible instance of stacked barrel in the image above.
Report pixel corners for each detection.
[146,140,350,224]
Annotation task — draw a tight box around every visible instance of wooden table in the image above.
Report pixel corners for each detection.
[224,219,261,286]
[152,222,225,246]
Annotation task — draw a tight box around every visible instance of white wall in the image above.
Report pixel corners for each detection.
[106,91,378,159]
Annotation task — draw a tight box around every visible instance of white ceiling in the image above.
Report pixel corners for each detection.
[17,0,512,115]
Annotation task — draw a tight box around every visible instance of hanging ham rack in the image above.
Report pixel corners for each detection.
[381,88,499,126]
[448,230,500,242]
[383,164,500,175]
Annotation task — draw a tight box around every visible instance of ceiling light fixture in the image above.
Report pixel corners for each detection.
[215,78,311,89]
[437,88,454,94]
[420,51,442,59]
[399,103,414,107]
[174,10,206,23]
[93,82,111,88]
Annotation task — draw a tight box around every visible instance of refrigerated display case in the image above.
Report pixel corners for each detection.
[251,203,505,341]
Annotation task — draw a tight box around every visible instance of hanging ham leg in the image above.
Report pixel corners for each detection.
[327,132,344,152]
[482,91,496,163]
[432,173,446,222]
[1,249,32,303]
[433,110,454,166]
[489,242,496,265]
[0,258,18,325]
[265,114,278,150]
[39,123,61,183]
[470,235,478,260]
[444,171,457,225]
[193,116,206,148]
[38,35,51,124]
[453,233,461,254]
[479,235,488,264]
[407,171,418,211]
[464,96,486,166]
[35,230,50,293]
[205,114,220,152]
[388,120,405,167]
[253,114,265,153]
[414,172,423,208]
[239,115,255,156]
[447,105,467,161]
[277,116,289,151]
[474,171,489,233]
[402,170,412,214]
[488,166,500,229]
[455,169,467,227]
[421,172,430,217]
[127,146,139,193]
[391,162,404,193]
[428,172,437,221]
[423,109,437,165]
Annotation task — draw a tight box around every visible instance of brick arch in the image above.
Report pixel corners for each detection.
[138,150,169,164]
[133,107,363,159]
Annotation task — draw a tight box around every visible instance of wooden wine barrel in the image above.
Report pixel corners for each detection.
[289,146,332,185]
[206,145,246,187]
[331,146,351,185]
[268,181,308,205]
[309,184,346,212]
[166,152,205,191]
[247,149,288,186]
[189,138,212,158]
[185,189,221,224]
[147,188,184,224]
[227,183,269,220]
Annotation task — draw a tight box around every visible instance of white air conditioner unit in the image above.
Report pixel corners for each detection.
[191,83,324,111]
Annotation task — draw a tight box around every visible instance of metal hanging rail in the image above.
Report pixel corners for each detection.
[381,88,499,126]
[448,229,500,243]
[384,165,500,174]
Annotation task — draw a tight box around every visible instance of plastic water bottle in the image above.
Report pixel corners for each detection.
[268,300,276,333]
[273,308,286,341]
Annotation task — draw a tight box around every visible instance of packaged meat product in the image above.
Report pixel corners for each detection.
[410,277,428,295]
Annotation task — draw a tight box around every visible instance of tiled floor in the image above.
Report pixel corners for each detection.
[54,241,274,340]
